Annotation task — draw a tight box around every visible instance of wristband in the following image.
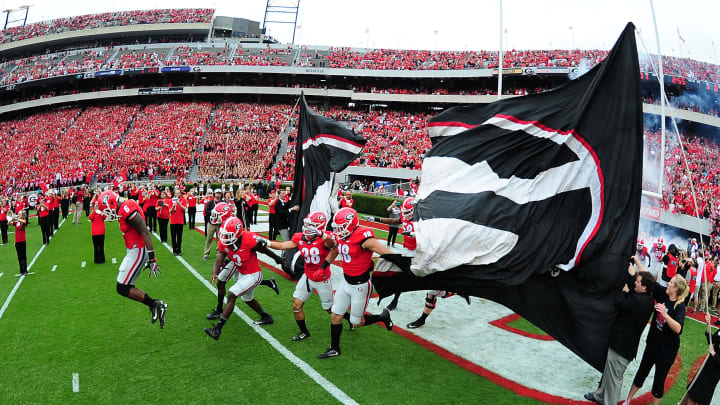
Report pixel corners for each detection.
[148,250,155,261]
[321,260,330,269]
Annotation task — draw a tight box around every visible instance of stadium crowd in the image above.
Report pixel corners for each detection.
[4,100,720,228]
[0,8,214,45]
[198,103,287,180]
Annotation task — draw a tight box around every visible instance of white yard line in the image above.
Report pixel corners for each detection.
[0,244,46,321]
[112,257,117,264]
[51,265,57,272]
[72,373,79,392]
[1,216,65,323]
[80,261,86,268]
[152,232,358,405]
[0,273,3,279]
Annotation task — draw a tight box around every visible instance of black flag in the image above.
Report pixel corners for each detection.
[283,94,366,275]
[373,23,643,371]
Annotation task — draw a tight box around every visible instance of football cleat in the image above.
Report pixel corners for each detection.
[268,277,280,295]
[380,308,393,331]
[150,300,163,324]
[206,308,222,320]
[203,325,221,340]
[292,331,310,341]
[317,347,341,359]
[158,302,167,329]
[253,315,274,325]
[406,318,426,329]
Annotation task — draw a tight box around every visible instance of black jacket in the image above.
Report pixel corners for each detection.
[274,198,291,230]
[608,275,654,360]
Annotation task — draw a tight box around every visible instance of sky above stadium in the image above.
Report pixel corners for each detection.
[2,0,718,64]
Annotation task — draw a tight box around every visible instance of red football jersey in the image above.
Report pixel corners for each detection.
[217,231,262,274]
[401,218,417,251]
[292,231,332,282]
[118,199,146,248]
[334,226,375,277]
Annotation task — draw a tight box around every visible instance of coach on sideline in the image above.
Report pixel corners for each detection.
[202,189,222,260]
[584,256,655,405]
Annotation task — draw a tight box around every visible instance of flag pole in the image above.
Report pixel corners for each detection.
[638,27,713,348]
[497,0,503,100]
[649,0,666,202]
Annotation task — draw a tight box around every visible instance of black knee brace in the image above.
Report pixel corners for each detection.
[425,295,437,310]
[116,282,131,297]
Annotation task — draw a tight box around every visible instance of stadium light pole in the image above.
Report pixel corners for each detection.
[497,0,503,100]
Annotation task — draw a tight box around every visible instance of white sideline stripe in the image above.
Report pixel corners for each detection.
[0,217,66,322]
[0,244,46,321]
[81,261,86,268]
[152,232,358,405]
[72,373,79,392]
[51,265,57,272]
[112,257,117,264]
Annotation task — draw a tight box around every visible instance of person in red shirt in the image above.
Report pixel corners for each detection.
[203,217,282,340]
[0,197,9,245]
[268,211,345,341]
[267,189,278,240]
[72,187,84,224]
[185,188,197,230]
[317,207,394,359]
[88,202,106,264]
[169,188,187,256]
[96,190,167,328]
[339,191,354,209]
[155,189,171,243]
[51,190,60,231]
[250,188,260,225]
[37,192,52,245]
[144,184,159,233]
[13,210,28,275]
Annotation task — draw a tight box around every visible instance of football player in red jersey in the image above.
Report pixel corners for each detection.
[267,211,345,341]
[97,190,167,328]
[317,207,394,359]
[366,197,417,311]
[203,217,282,340]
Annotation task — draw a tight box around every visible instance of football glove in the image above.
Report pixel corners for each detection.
[365,216,376,222]
[146,250,161,279]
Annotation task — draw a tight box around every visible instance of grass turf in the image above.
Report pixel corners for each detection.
[0,211,543,404]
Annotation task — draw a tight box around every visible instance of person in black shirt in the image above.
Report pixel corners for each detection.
[682,316,720,405]
[584,256,655,405]
[625,274,688,404]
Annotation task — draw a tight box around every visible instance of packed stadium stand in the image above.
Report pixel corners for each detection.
[1,8,720,230]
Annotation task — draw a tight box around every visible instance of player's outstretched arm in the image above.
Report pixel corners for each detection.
[362,238,394,256]
[268,240,297,250]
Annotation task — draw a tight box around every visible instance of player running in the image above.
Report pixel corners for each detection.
[267,211,346,341]
[203,217,282,340]
[96,190,167,328]
[317,207,394,359]
[204,202,279,320]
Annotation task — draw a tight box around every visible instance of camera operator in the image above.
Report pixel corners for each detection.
[584,256,655,405]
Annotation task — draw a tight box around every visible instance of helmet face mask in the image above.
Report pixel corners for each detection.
[303,211,328,239]
[332,208,359,240]
[98,190,119,221]
[210,202,233,225]
[401,197,416,222]
[219,217,243,246]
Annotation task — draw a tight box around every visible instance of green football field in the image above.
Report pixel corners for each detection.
[0,209,713,404]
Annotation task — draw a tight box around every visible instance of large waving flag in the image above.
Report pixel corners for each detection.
[373,23,643,371]
[284,94,366,274]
